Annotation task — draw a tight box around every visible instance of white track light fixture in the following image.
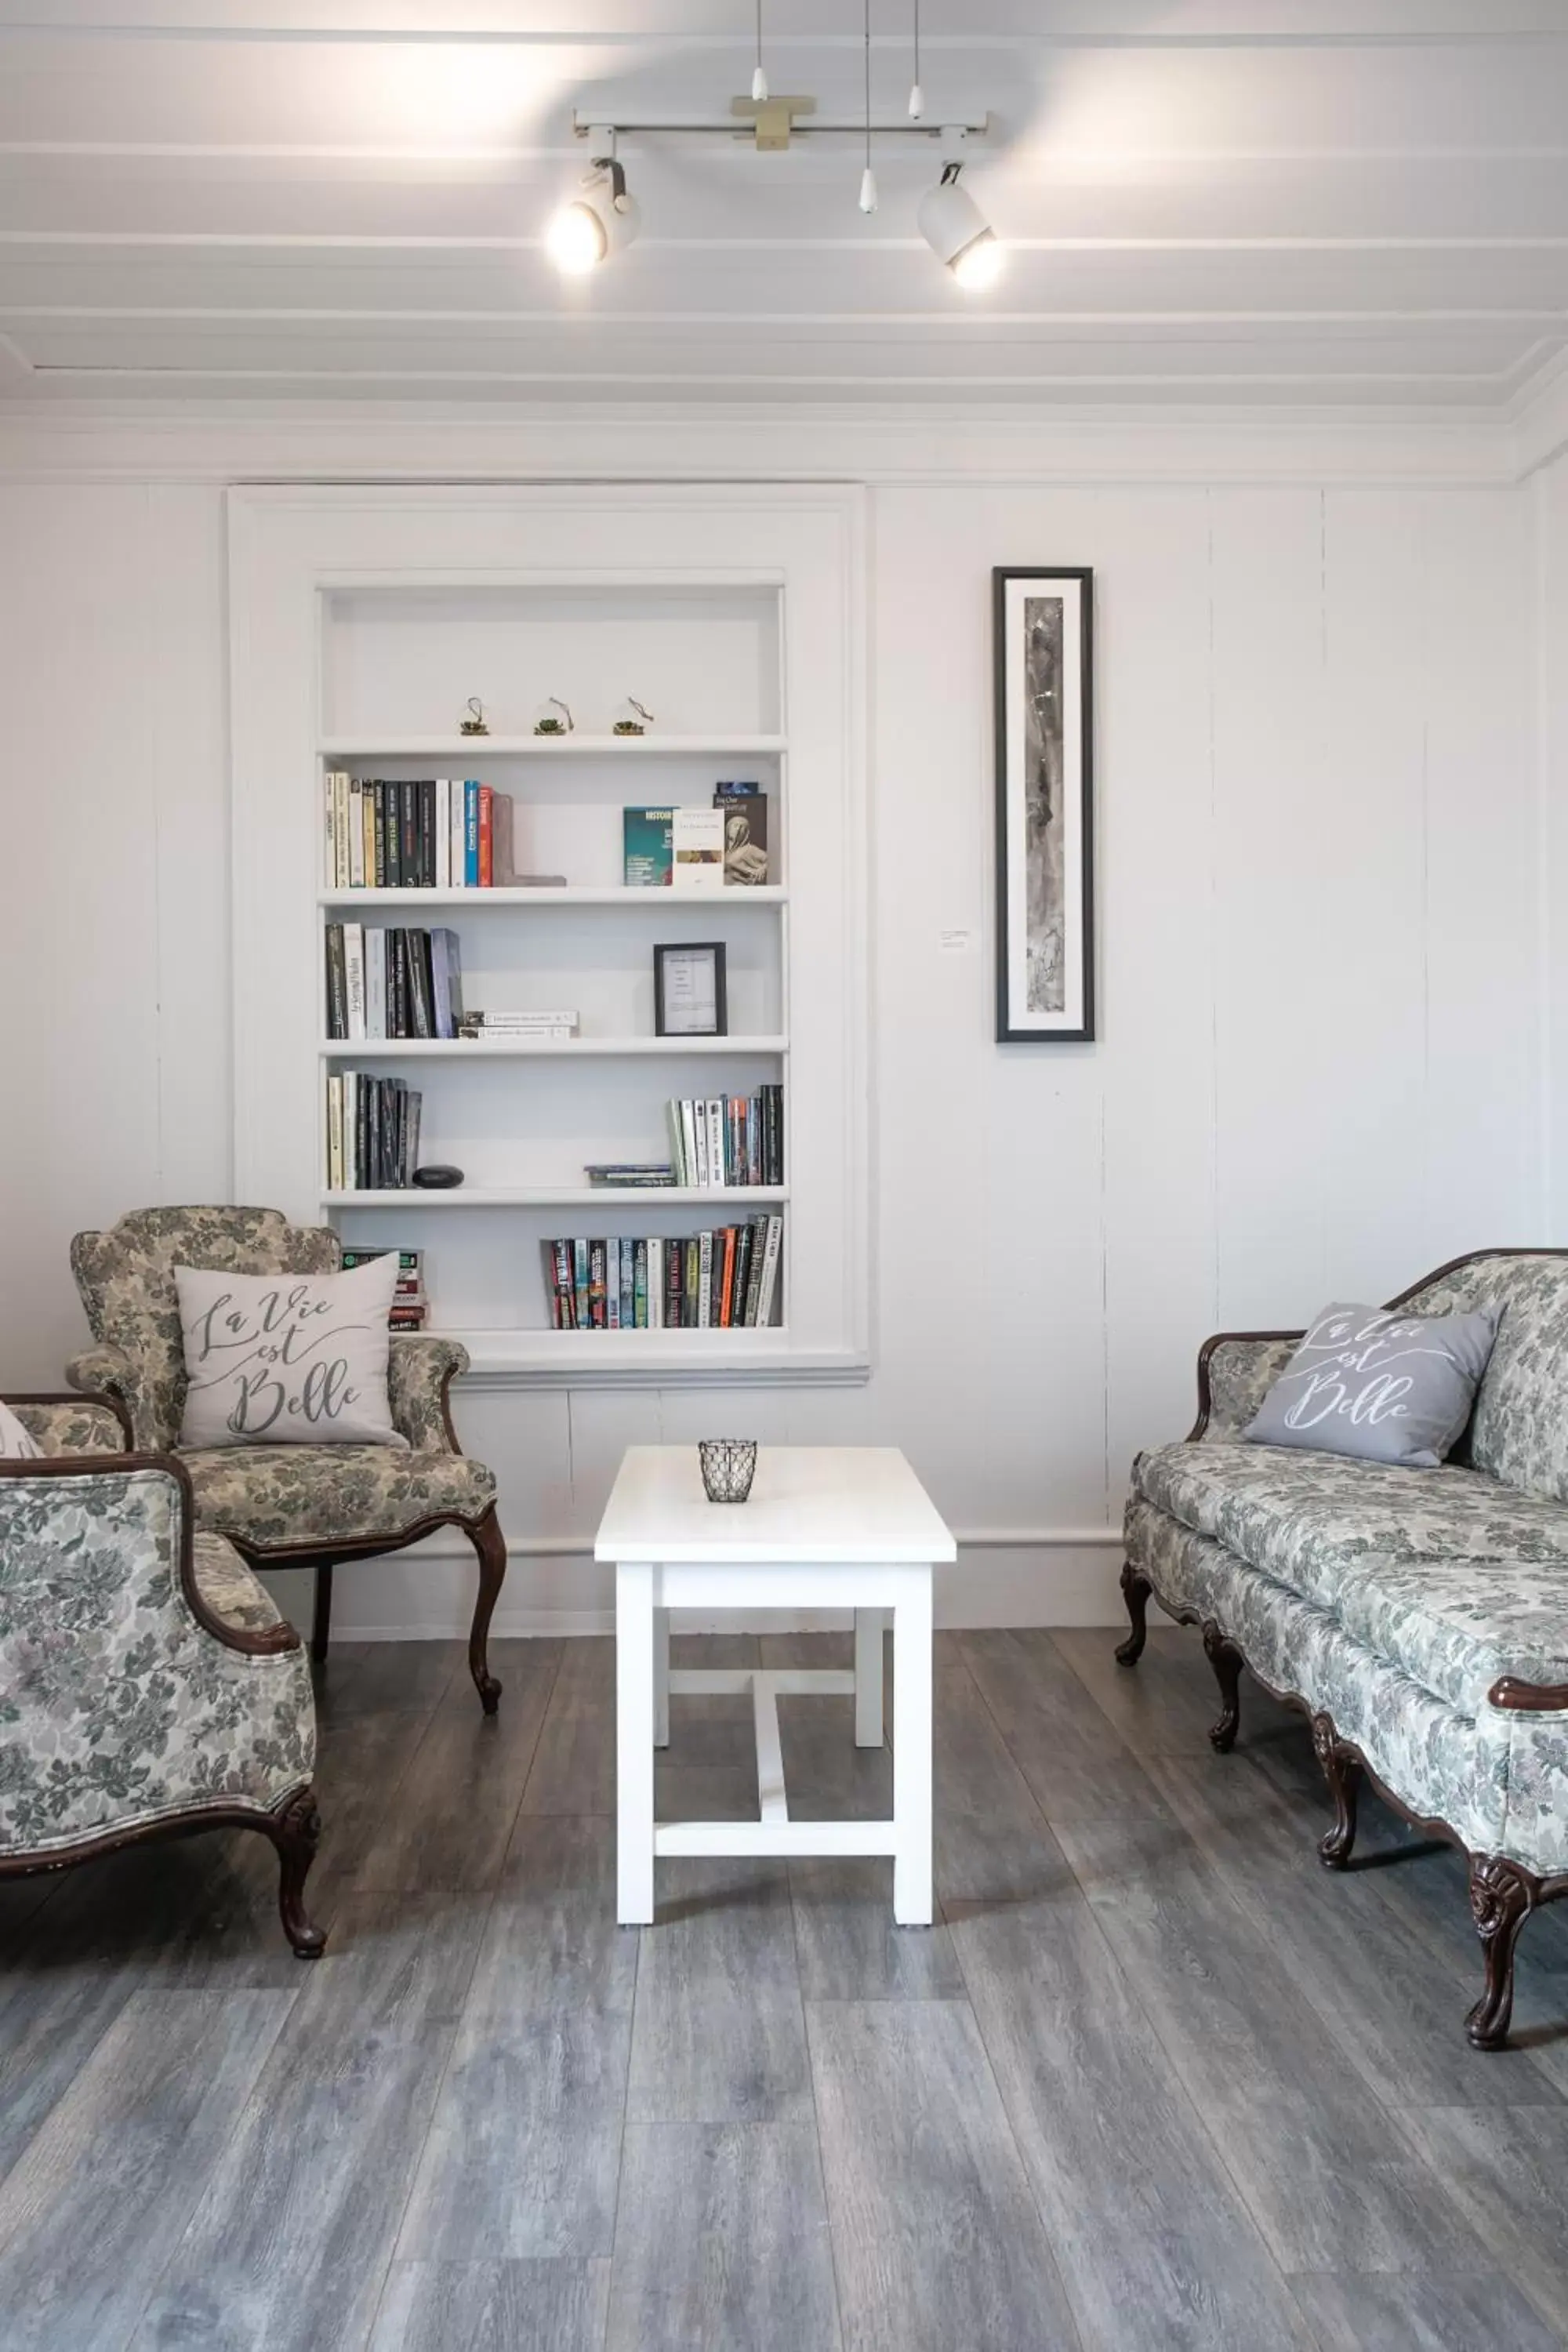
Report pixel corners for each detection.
[545,155,640,275]
[918,160,1002,289]
[752,0,768,103]
[907,0,922,118]
[858,0,877,212]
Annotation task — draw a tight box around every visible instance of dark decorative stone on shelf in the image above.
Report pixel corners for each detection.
[412,1165,464,1189]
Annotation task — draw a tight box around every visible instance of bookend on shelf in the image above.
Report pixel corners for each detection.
[64,1205,510,1713]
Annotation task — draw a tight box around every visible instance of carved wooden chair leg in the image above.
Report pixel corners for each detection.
[1466,1854,1537,2049]
[267,1786,326,1958]
[310,1561,334,1666]
[1203,1621,1244,1752]
[466,1504,508,1716]
[1312,1713,1360,1869]
[1114,1563,1152,1667]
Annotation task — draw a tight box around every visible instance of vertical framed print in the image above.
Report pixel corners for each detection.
[993,567,1095,1042]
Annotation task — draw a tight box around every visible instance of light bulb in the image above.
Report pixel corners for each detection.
[858,165,878,214]
[951,230,1002,289]
[546,201,607,275]
[752,64,768,101]
[907,81,924,119]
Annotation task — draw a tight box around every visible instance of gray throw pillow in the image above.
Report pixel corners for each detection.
[176,1257,408,1450]
[1244,1300,1501,1468]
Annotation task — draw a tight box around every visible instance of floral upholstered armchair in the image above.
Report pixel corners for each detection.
[66,1207,508,1714]
[0,1396,324,1955]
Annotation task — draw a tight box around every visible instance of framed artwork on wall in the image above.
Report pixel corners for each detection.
[993,567,1095,1042]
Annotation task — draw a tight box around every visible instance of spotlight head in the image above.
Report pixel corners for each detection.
[545,158,640,275]
[917,162,1003,289]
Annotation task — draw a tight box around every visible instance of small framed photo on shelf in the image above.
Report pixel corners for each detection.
[655,942,728,1038]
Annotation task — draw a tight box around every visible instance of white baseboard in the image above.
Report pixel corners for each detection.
[256,1529,1127,1640]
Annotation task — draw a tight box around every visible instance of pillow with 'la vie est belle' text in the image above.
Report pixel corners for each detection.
[176,1258,408,1450]
[1244,1301,1500,1469]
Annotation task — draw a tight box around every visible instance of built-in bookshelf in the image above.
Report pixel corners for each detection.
[229,487,866,1384]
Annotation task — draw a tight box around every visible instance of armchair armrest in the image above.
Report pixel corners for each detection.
[1489,1678,1568,1714]
[10,1390,130,1455]
[0,1454,299,1660]
[387,1335,470,1454]
[66,1342,140,1429]
[1189,1329,1304,1442]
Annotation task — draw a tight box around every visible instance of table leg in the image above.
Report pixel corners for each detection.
[854,1607,884,1748]
[654,1606,670,1750]
[891,1567,933,1926]
[616,1562,656,1926]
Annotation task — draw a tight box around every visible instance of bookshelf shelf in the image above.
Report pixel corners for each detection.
[316,886,789,909]
[230,486,866,1388]
[318,1036,788,1061]
[318,735,788,759]
[321,1186,790,1209]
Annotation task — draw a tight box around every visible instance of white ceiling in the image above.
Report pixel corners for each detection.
[2,1,1567,412]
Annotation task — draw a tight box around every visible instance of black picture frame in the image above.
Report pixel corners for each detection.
[654,942,728,1038]
[993,567,1095,1043]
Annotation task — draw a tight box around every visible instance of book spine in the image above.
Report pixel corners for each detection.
[344,923,366,1040]
[699,1231,713,1327]
[465,781,480,887]
[478,784,494,887]
[621,1241,635,1330]
[345,1069,358,1191]
[419,780,435,888]
[334,772,350,888]
[707,1098,725,1189]
[429,930,452,1040]
[757,1213,784,1326]
[362,779,376,892]
[573,1238,590,1330]
[324,770,336,887]
[633,1237,648,1329]
[589,1240,608,1329]
[408,931,433,1039]
[732,1221,753,1326]
[666,1239,684,1328]
[348,777,365,888]
[691,1102,707,1189]
[491,791,513,888]
[325,923,347,1040]
[742,1218,765,1326]
[543,1241,563,1329]
[607,1237,622,1330]
[435,779,450,889]
[552,1238,575,1328]
[327,1071,343,1191]
[400,782,418,888]
[718,1227,736,1327]
[386,781,402,888]
[665,1099,687,1186]
[452,784,466,889]
[405,1087,422,1181]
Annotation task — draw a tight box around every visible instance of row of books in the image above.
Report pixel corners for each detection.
[325,925,465,1040]
[624,786,770,888]
[665,1089,784,1188]
[543,1217,784,1330]
[340,1246,428,1330]
[324,774,532,889]
[325,1073,423,1192]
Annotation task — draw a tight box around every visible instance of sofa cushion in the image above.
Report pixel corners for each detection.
[1461,1256,1568,1501]
[1133,1442,1568,1715]
[182,1443,496,1548]
[1243,1301,1499,1468]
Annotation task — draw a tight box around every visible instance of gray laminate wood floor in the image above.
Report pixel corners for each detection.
[4,1627,1568,2351]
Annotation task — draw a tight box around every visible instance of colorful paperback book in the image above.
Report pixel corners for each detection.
[623,807,674,887]
[714,783,769,886]
[464,781,481,887]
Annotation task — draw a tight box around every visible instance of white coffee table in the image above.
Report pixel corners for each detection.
[595,1444,956,1928]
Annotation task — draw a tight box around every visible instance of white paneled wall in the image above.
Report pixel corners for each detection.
[0,451,1545,1632]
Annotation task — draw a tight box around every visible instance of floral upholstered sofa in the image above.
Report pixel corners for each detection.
[1116,1250,1568,2051]
[0,1396,325,1955]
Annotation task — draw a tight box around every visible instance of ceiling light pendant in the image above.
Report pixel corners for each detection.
[751,0,768,102]
[918,158,1003,289]
[907,0,922,118]
[545,153,640,274]
[858,0,877,212]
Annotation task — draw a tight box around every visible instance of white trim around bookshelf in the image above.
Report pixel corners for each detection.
[228,485,868,1388]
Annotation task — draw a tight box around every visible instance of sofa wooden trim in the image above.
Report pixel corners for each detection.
[1123,1247,1568,2050]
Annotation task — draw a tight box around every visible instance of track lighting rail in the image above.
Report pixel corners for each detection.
[570,111,991,143]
